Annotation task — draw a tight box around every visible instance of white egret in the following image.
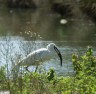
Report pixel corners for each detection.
[14,43,62,72]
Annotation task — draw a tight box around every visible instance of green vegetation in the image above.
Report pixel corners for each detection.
[0,47,96,94]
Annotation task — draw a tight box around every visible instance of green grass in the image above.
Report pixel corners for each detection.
[0,46,96,94]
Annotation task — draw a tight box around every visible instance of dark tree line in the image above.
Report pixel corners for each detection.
[80,0,96,21]
[1,0,96,22]
[7,0,37,8]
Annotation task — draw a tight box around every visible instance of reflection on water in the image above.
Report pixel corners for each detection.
[0,8,96,43]
[0,7,96,76]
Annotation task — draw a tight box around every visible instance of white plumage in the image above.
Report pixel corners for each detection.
[14,43,62,72]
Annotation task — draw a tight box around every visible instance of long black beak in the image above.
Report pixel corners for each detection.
[54,46,62,66]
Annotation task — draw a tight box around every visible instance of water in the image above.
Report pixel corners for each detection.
[0,91,10,94]
[0,7,96,76]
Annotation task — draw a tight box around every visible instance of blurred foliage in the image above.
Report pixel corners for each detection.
[72,46,96,76]
[6,0,37,8]
[0,66,8,90]
[1,0,96,22]
[80,0,96,21]
[51,3,73,18]
[47,68,55,81]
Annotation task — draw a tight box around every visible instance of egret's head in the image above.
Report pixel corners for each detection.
[47,43,62,66]
[47,43,56,51]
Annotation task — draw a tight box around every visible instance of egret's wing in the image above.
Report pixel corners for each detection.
[19,48,48,66]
